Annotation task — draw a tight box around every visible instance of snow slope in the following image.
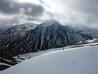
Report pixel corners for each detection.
[1,45,98,74]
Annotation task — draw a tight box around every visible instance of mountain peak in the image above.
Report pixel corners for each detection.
[40,20,60,27]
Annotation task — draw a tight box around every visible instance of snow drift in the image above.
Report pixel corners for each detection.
[1,45,98,74]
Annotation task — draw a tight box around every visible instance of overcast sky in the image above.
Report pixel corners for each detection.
[0,0,98,28]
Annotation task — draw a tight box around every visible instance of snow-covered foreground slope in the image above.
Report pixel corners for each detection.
[1,45,98,74]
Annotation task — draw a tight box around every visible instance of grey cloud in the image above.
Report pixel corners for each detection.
[0,0,44,16]
[51,0,98,27]
[0,0,98,28]
[62,0,98,14]
[0,0,44,28]
[0,0,16,14]
[19,3,44,17]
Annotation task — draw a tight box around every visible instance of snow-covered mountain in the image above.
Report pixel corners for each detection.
[28,20,86,51]
[72,25,98,38]
[2,45,98,74]
[0,23,37,39]
[0,20,87,57]
[0,23,37,56]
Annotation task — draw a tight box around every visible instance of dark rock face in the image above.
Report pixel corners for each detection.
[0,65,10,70]
[0,23,35,56]
[0,52,17,70]
[0,20,86,58]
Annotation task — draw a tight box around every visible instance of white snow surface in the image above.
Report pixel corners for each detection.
[1,45,98,74]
